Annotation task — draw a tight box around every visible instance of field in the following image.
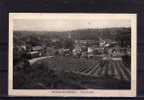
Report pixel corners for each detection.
[13,56,131,89]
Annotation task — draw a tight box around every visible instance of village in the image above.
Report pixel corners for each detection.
[14,35,130,63]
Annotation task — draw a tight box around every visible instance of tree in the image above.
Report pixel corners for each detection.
[115,32,131,47]
[63,39,74,50]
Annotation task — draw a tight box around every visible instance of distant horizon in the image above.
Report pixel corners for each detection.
[13,27,131,33]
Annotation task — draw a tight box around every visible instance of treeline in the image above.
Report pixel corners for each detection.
[13,27,131,47]
[71,27,130,40]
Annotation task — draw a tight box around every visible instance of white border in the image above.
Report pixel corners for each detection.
[8,13,137,97]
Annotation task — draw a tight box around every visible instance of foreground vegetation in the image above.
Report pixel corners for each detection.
[14,56,130,89]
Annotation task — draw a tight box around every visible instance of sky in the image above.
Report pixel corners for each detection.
[14,19,131,31]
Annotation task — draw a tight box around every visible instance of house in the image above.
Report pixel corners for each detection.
[72,44,82,56]
[26,46,44,59]
[27,51,41,59]
[87,47,96,58]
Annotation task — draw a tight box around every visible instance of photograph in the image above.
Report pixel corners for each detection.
[8,13,137,97]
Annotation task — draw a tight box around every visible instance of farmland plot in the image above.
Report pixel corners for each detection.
[13,56,131,89]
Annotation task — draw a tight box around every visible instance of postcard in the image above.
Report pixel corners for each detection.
[9,13,137,97]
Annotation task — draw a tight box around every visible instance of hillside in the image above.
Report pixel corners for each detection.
[14,27,130,40]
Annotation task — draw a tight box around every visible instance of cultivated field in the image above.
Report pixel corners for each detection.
[13,56,131,89]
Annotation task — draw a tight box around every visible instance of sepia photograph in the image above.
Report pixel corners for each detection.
[9,13,137,97]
